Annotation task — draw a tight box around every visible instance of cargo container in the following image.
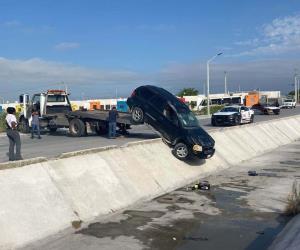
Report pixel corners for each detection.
[117,100,129,112]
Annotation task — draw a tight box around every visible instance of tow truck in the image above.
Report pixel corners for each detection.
[18,90,132,136]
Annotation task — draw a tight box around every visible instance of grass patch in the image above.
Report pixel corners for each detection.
[194,105,225,116]
[285,180,300,216]
[0,112,7,133]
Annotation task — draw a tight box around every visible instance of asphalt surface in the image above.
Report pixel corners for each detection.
[0,107,299,163]
[22,138,300,250]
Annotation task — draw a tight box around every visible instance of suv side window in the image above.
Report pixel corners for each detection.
[149,96,166,112]
[241,106,246,111]
[138,88,155,99]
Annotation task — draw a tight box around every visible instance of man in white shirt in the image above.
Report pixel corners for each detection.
[6,107,22,161]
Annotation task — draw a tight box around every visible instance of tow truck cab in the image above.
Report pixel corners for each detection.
[18,90,72,133]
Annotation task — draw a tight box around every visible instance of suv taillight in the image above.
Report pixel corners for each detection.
[131,90,136,97]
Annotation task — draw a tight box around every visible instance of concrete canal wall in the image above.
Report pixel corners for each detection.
[0,115,300,249]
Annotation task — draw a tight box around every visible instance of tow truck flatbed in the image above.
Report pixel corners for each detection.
[66,110,133,125]
[65,110,136,137]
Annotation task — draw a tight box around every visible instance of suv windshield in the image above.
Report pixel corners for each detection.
[177,109,199,127]
[220,107,239,112]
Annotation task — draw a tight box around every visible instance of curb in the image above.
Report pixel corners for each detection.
[0,157,47,170]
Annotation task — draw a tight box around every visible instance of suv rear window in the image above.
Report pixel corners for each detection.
[138,88,155,99]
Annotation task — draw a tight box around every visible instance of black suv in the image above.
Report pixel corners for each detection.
[127,85,215,160]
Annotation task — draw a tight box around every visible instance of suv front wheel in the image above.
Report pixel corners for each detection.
[131,106,144,123]
[172,142,189,160]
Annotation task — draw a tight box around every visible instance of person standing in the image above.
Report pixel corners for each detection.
[6,107,23,161]
[108,107,119,139]
[31,109,41,139]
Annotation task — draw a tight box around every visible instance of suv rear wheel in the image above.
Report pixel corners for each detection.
[131,106,144,123]
[172,142,189,160]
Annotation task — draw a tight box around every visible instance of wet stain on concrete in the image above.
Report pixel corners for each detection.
[262,168,295,173]
[280,160,300,166]
[177,187,290,250]
[76,183,289,250]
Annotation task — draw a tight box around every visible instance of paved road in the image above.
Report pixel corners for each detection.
[198,106,300,130]
[0,107,299,163]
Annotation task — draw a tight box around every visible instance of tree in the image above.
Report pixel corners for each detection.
[288,90,300,97]
[177,88,199,97]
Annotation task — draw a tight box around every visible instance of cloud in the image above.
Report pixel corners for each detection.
[2,20,21,28]
[233,14,300,56]
[54,42,80,51]
[0,56,298,100]
[157,59,299,95]
[0,57,141,99]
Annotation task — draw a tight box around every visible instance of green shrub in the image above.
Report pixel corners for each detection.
[285,180,300,216]
[0,112,7,132]
[197,105,224,115]
[0,111,21,133]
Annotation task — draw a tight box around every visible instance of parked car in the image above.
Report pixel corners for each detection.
[211,105,254,126]
[281,99,296,109]
[251,103,280,115]
[127,85,215,160]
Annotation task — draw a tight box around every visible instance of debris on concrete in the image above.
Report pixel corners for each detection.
[187,181,211,191]
[248,170,258,176]
[71,220,83,229]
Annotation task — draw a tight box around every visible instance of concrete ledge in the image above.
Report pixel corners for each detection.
[58,145,118,159]
[122,138,161,148]
[0,157,47,170]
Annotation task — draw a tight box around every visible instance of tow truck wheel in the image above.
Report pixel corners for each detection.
[69,119,85,137]
[172,142,189,160]
[131,106,144,123]
[19,118,30,133]
[95,125,107,135]
[49,127,57,133]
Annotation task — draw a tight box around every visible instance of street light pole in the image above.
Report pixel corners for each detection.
[295,74,298,104]
[297,78,300,105]
[206,52,223,115]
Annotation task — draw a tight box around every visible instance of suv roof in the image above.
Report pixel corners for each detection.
[138,85,187,109]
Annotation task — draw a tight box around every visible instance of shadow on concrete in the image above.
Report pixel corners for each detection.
[245,215,291,250]
[184,156,206,166]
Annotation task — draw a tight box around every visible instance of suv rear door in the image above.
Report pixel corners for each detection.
[147,96,179,142]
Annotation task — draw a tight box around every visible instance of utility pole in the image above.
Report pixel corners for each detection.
[224,71,227,94]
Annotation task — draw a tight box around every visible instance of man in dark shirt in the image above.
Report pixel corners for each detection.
[31,109,41,139]
[108,107,119,139]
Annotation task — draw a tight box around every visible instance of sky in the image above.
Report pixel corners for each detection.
[0,0,300,101]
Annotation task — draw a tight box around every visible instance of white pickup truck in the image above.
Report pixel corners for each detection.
[281,99,296,109]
